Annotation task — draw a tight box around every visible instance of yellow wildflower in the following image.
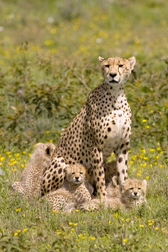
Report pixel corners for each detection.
[16,208,21,212]
[22,228,28,233]
[123,238,128,243]
[45,40,53,46]
[51,28,57,34]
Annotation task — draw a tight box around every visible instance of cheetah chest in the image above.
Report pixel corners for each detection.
[103,110,131,155]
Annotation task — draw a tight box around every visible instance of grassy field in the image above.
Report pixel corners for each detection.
[0,0,168,251]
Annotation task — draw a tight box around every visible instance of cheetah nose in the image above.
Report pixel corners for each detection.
[134,192,137,196]
[110,73,117,78]
[75,177,79,180]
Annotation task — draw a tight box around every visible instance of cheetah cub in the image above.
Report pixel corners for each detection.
[79,177,147,211]
[120,177,147,207]
[11,142,55,199]
[44,163,93,212]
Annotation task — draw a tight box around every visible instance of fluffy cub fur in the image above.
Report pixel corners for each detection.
[79,177,147,211]
[11,143,55,199]
[44,163,93,212]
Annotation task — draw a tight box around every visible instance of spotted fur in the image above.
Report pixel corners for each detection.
[44,163,93,212]
[11,143,56,199]
[79,177,147,211]
[41,56,136,198]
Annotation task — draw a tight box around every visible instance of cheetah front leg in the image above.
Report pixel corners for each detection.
[91,147,107,197]
[116,146,128,187]
[41,156,67,196]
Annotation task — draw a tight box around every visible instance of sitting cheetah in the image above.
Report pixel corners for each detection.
[79,177,147,211]
[11,143,55,199]
[44,163,93,212]
[42,56,136,198]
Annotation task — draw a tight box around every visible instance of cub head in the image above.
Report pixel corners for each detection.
[98,56,136,86]
[65,163,86,185]
[122,178,147,199]
[34,143,56,166]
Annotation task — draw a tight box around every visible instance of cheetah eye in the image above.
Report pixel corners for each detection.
[138,188,141,190]
[80,172,83,175]
[71,172,75,175]
[119,64,124,68]
[129,187,133,190]
[105,64,110,68]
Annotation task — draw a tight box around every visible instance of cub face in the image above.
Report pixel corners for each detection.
[65,163,86,185]
[98,56,136,86]
[122,178,147,199]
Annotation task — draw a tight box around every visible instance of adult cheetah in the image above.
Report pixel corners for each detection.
[42,56,136,197]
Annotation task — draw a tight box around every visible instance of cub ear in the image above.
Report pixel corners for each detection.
[98,56,105,62]
[35,143,43,148]
[45,146,51,155]
[142,179,147,188]
[112,176,118,187]
[128,56,136,70]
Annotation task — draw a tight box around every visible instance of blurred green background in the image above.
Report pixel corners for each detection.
[0,0,168,154]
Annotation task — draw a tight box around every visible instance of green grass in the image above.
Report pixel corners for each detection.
[0,0,168,251]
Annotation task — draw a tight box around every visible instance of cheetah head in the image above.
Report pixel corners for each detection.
[99,56,136,86]
[121,178,147,200]
[65,163,86,185]
[34,142,56,168]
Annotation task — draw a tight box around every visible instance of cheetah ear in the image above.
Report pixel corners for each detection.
[142,179,147,188]
[45,146,51,155]
[128,56,136,70]
[112,176,118,187]
[35,143,43,148]
[98,56,104,62]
